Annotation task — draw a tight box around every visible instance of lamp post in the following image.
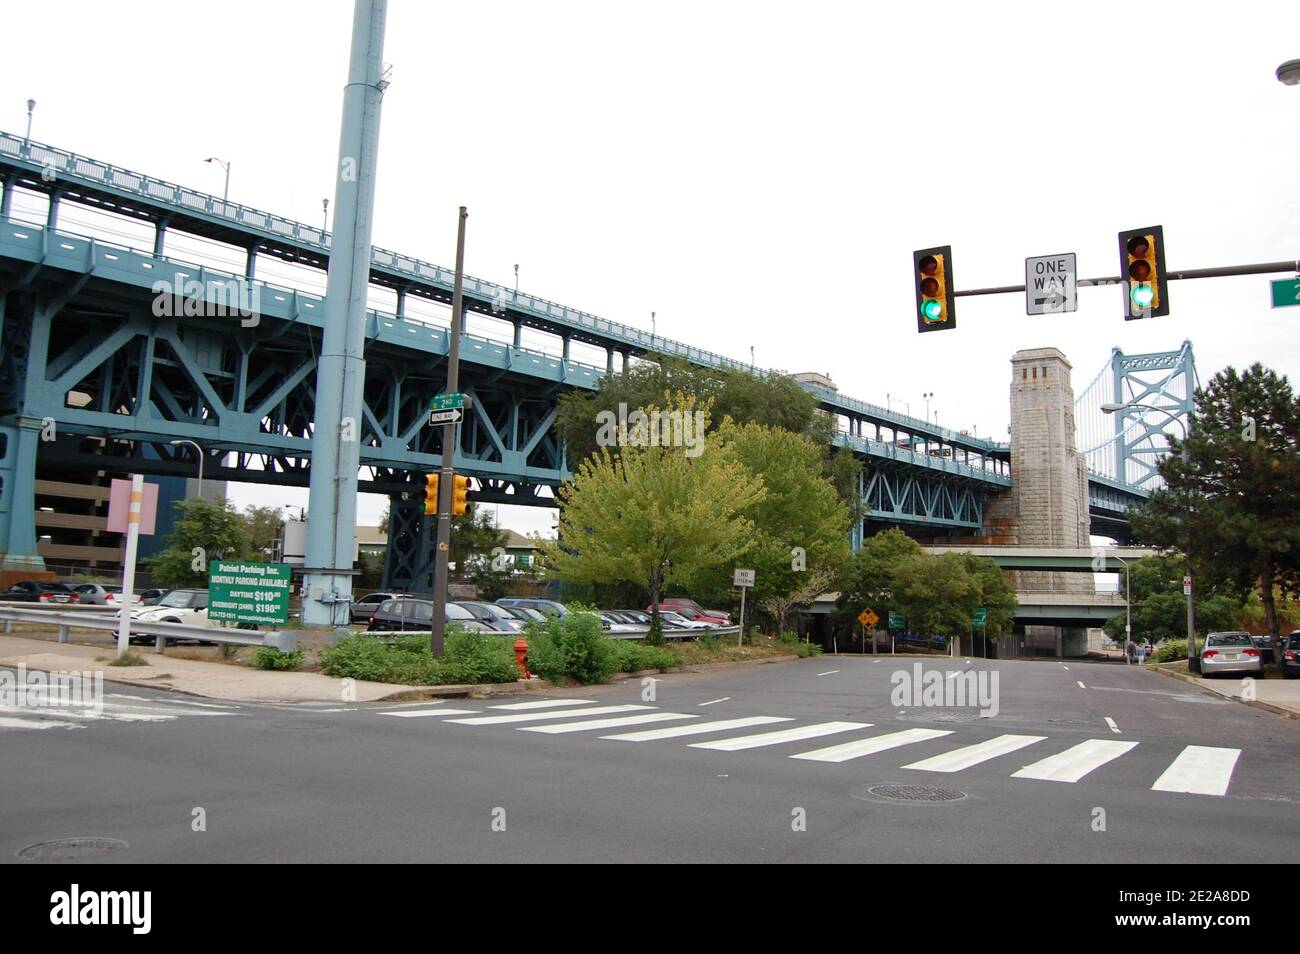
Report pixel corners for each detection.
[1112,552,1134,665]
[169,439,205,499]
[24,99,35,144]
[204,157,231,204]
[1101,400,1196,671]
[923,391,934,422]
[322,198,329,234]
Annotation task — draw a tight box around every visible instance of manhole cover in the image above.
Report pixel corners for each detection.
[16,837,128,861]
[899,710,980,724]
[866,784,967,803]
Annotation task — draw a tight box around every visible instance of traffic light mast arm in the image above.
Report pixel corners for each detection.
[951,259,1298,297]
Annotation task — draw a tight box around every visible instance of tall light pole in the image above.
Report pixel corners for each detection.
[923,391,934,422]
[1112,552,1134,664]
[169,439,205,499]
[650,310,656,339]
[322,198,329,234]
[24,99,35,144]
[1102,400,1196,670]
[205,157,231,205]
[514,263,519,292]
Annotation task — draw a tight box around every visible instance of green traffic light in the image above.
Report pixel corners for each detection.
[1130,283,1155,307]
[922,299,943,321]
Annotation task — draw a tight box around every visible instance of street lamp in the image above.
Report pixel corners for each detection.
[322,198,329,234]
[1112,552,1134,665]
[650,311,656,338]
[204,157,231,205]
[24,99,35,144]
[923,391,934,422]
[169,439,205,499]
[1101,400,1198,671]
[1277,59,1300,86]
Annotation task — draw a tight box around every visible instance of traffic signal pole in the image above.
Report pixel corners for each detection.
[430,207,467,657]
[951,260,1299,299]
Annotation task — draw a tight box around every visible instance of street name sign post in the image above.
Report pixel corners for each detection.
[734,568,755,647]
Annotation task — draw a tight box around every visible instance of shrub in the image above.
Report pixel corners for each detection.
[525,612,617,685]
[108,652,148,667]
[251,646,305,671]
[320,634,394,681]
[443,631,519,684]
[1154,639,1188,663]
[608,640,679,673]
[318,629,518,685]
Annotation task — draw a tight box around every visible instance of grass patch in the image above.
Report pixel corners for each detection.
[107,652,149,667]
[251,646,306,671]
[319,628,519,686]
[668,632,818,666]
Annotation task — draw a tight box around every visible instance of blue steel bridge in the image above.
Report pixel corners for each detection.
[0,131,1156,588]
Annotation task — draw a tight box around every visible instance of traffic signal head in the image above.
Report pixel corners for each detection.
[451,474,470,516]
[913,246,955,333]
[424,473,439,516]
[1118,225,1169,319]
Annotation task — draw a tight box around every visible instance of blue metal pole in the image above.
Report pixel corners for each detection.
[302,0,388,628]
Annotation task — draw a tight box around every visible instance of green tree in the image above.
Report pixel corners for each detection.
[1133,364,1300,671]
[241,505,285,558]
[1102,555,1245,647]
[146,497,254,589]
[835,528,923,635]
[450,503,506,575]
[539,397,765,645]
[694,419,851,626]
[957,553,1019,642]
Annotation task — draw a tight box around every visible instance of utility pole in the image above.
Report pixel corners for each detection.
[302,0,388,628]
[430,207,468,657]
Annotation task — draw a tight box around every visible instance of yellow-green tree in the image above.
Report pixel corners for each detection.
[539,397,765,644]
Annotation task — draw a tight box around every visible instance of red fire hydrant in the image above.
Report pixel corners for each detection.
[513,637,531,679]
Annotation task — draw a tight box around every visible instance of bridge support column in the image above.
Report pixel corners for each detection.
[153,220,167,257]
[1,175,13,218]
[513,320,522,349]
[47,191,61,230]
[396,286,407,318]
[382,492,434,593]
[606,348,614,374]
[245,246,257,280]
[0,420,48,576]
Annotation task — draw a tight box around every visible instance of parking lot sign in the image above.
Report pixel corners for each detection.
[208,561,292,626]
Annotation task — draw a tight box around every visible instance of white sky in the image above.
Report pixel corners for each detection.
[5,0,1299,539]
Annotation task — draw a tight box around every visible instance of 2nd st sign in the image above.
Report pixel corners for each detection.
[1270,277,1300,309]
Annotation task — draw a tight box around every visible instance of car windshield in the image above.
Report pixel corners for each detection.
[446,603,474,620]
[157,591,197,608]
[1207,633,1252,647]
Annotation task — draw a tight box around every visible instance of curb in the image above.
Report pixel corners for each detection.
[1151,664,1300,721]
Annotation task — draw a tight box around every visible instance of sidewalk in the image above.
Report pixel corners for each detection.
[1153,663,1300,719]
[0,634,436,703]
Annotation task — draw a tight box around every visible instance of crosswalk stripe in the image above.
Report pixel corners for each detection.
[1011,739,1139,783]
[488,699,598,711]
[1151,745,1241,796]
[902,734,1047,773]
[791,727,952,763]
[521,713,697,734]
[446,704,650,726]
[602,716,790,742]
[381,708,480,718]
[0,716,63,730]
[691,721,870,752]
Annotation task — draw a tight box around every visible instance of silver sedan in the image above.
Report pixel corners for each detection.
[1200,632,1262,677]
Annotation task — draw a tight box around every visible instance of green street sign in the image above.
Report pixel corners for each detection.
[1271,278,1300,309]
[208,561,291,626]
[430,392,466,411]
[888,611,906,630]
[972,607,988,626]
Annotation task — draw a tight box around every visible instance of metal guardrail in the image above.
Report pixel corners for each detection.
[363,625,739,642]
[0,606,296,652]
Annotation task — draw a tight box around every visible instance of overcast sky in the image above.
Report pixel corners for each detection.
[5,0,1299,538]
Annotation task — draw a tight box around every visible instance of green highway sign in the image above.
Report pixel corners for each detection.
[888,611,906,630]
[208,561,292,626]
[430,392,466,411]
[972,607,988,626]
[1270,278,1300,309]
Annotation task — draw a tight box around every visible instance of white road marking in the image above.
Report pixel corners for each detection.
[697,697,730,707]
[1011,739,1139,783]
[1104,717,1120,734]
[1062,665,1069,670]
[447,704,650,726]
[0,716,63,730]
[1077,681,1086,689]
[1151,745,1241,796]
[110,695,239,710]
[692,721,869,752]
[816,670,839,677]
[521,712,696,734]
[381,708,480,718]
[903,734,1047,773]
[791,727,952,763]
[946,671,959,680]
[602,716,789,741]
[488,698,598,711]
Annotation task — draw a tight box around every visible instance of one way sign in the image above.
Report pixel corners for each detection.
[1025,252,1077,315]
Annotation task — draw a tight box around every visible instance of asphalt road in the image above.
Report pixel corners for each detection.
[3,655,1298,863]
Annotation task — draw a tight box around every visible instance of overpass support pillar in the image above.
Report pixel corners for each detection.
[1,175,13,218]
[0,420,47,575]
[513,320,522,349]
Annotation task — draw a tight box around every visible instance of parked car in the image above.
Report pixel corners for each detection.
[657,610,713,632]
[137,588,168,606]
[598,611,643,635]
[1200,631,1262,678]
[1249,635,1279,665]
[501,604,547,625]
[611,610,652,625]
[457,601,524,632]
[648,599,730,625]
[2,580,76,603]
[365,598,495,633]
[351,591,400,623]
[68,583,125,606]
[1283,632,1300,678]
[496,598,568,619]
[132,589,210,626]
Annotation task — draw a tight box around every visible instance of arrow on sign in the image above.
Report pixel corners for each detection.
[429,408,464,425]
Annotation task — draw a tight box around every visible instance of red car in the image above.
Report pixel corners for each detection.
[647,599,730,625]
